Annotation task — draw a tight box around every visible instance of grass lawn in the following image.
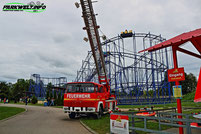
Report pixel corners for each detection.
[81,115,110,134]
[0,106,25,120]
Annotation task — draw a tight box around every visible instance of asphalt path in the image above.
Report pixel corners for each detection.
[0,104,91,134]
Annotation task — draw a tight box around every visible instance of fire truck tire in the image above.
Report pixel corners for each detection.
[69,112,76,119]
[112,102,115,111]
[96,106,103,119]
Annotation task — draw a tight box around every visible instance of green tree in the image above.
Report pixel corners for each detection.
[53,90,57,105]
[0,82,10,100]
[46,83,53,100]
[181,73,197,94]
[24,79,30,92]
[57,91,61,106]
[50,92,53,99]
[12,79,29,102]
[46,90,50,100]
[31,95,38,104]
[7,83,13,101]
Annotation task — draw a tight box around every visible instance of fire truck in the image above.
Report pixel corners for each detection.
[63,0,117,119]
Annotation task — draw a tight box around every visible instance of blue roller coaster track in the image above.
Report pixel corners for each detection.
[29,74,67,98]
[75,32,173,105]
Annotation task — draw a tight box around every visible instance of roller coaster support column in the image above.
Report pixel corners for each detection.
[172,46,183,134]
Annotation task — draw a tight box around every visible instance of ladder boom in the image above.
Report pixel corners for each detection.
[80,0,108,86]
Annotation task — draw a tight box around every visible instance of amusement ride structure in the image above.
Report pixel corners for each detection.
[75,31,172,105]
[29,74,67,98]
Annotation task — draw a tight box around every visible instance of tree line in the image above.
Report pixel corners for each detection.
[0,72,198,103]
[0,79,30,103]
[0,79,64,106]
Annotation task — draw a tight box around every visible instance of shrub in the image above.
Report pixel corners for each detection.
[31,95,38,104]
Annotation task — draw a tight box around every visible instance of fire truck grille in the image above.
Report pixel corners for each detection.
[63,107,96,113]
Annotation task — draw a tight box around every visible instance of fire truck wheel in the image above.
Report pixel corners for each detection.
[96,106,103,119]
[112,102,115,111]
[69,112,76,119]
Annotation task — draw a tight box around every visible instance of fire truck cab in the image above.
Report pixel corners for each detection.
[63,82,116,119]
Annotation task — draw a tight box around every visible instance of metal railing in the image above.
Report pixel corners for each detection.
[111,111,201,134]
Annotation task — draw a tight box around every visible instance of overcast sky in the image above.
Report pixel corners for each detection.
[0,0,200,83]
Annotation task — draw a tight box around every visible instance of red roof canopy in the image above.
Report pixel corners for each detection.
[139,28,201,59]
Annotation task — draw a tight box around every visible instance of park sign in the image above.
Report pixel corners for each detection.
[110,114,129,134]
[168,67,185,82]
[173,85,182,98]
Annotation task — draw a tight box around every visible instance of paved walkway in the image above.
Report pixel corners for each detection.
[0,104,91,134]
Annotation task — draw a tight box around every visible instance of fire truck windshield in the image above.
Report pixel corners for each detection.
[67,83,95,93]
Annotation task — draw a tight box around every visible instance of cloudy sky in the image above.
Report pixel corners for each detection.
[0,0,200,83]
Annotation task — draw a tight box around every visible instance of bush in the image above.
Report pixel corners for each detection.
[31,95,38,104]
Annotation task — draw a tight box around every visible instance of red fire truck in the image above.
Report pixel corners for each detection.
[63,0,117,119]
[63,82,116,118]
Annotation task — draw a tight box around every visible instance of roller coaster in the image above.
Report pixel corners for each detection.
[29,74,67,98]
[75,31,173,105]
